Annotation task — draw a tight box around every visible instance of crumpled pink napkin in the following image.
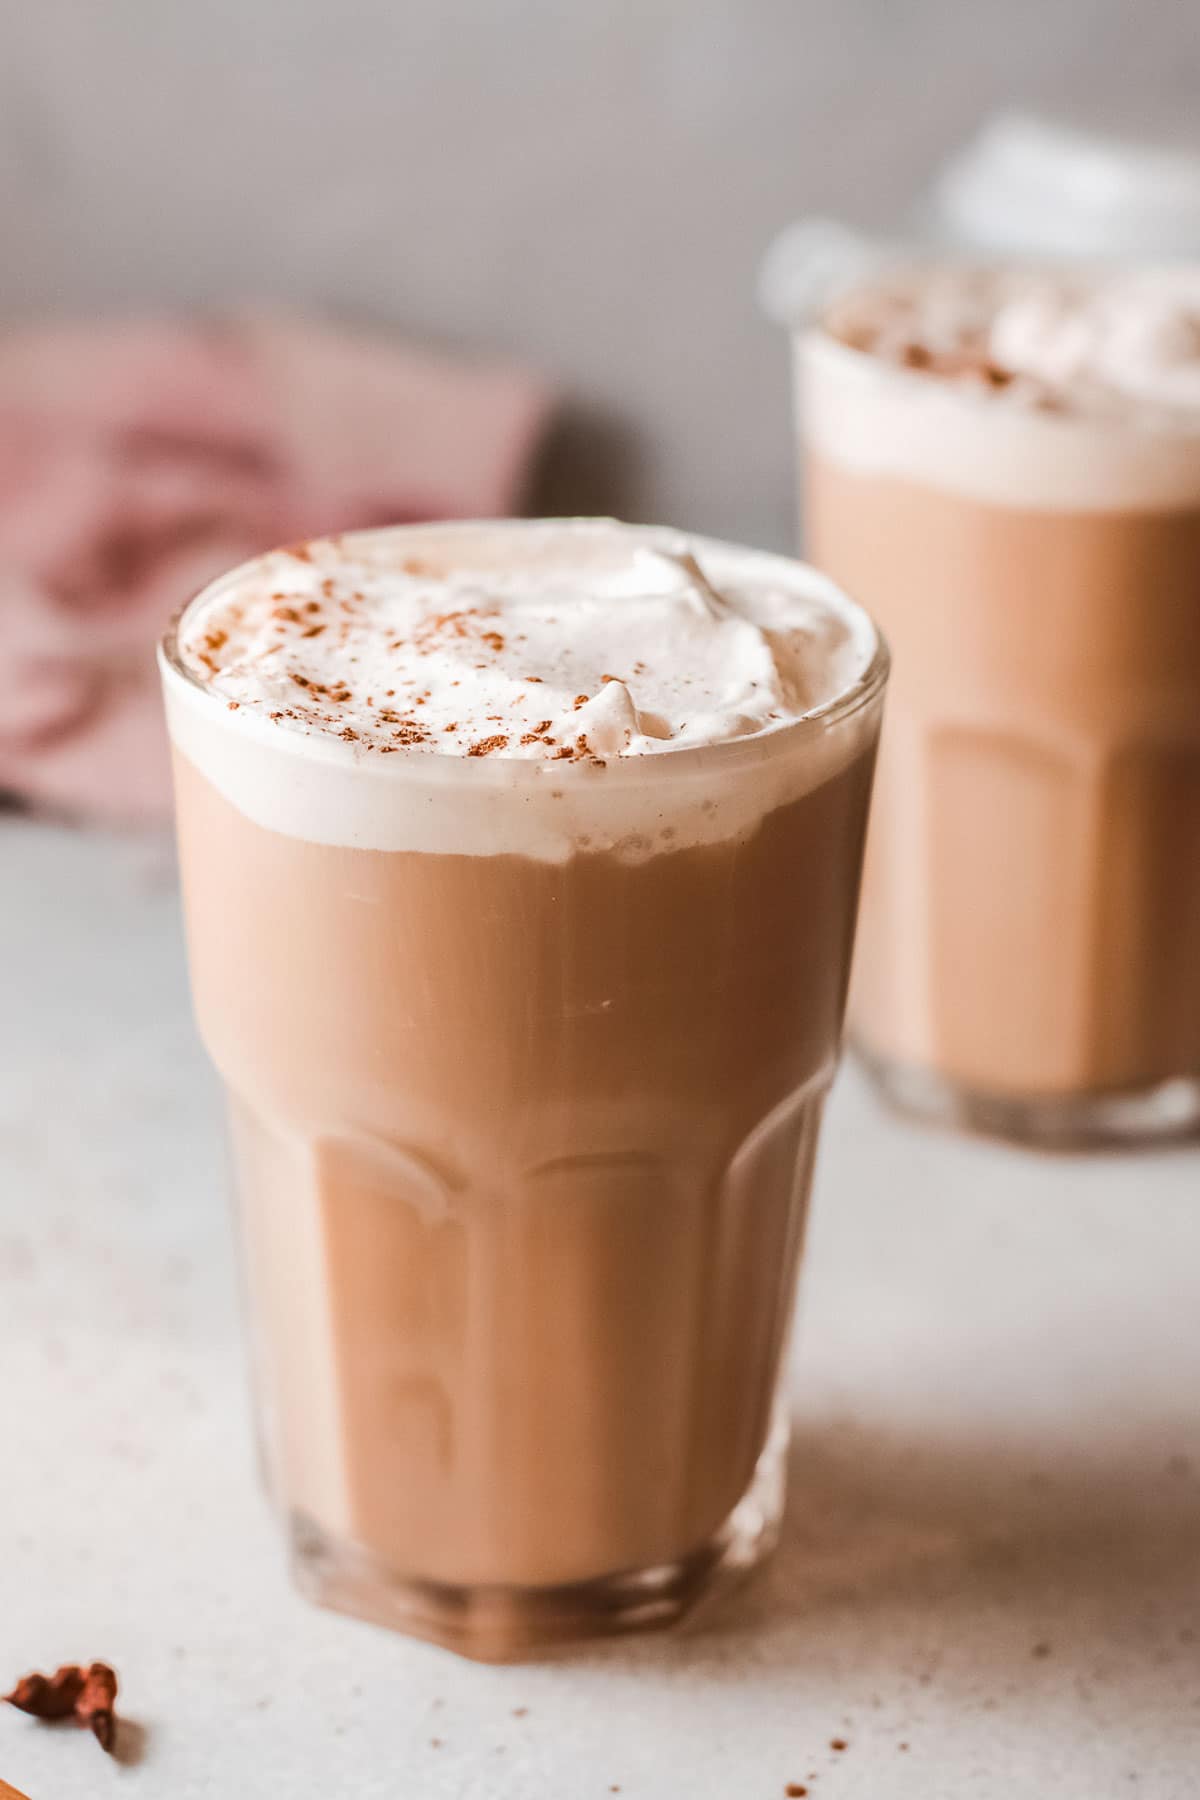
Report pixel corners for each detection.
[0,314,553,824]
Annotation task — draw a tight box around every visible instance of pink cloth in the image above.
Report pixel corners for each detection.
[0,314,553,823]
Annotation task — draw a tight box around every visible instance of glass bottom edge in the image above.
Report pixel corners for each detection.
[288,1418,787,1662]
[855,1044,1200,1149]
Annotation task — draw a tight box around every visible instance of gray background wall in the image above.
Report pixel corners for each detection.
[2,0,1197,550]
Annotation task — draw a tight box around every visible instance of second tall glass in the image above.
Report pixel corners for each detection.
[798,272,1200,1145]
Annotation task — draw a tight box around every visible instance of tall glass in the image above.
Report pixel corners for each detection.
[160,522,886,1660]
[799,290,1200,1145]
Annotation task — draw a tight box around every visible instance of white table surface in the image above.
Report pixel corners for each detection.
[1,813,1198,1800]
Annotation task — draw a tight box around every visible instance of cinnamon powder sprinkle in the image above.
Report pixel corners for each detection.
[413,608,487,646]
[573,694,589,709]
[467,734,509,757]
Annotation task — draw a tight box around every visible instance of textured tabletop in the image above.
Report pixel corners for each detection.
[1,815,1198,1799]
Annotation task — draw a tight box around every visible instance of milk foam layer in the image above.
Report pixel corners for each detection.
[802,266,1200,510]
[162,520,882,860]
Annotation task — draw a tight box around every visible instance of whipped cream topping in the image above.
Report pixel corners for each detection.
[162,521,882,860]
[175,519,865,761]
[823,265,1200,423]
[803,266,1200,511]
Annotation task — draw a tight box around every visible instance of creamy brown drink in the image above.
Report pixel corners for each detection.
[800,266,1200,1145]
[160,519,885,1659]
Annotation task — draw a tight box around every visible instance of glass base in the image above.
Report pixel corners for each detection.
[857,1045,1200,1149]
[289,1418,787,1663]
